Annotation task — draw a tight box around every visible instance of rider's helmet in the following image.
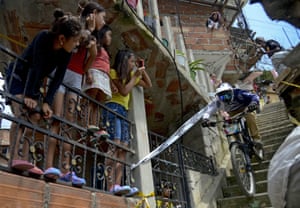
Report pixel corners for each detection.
[215,82,234,103]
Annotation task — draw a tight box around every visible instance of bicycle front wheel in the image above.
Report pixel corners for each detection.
[230,142,256,197]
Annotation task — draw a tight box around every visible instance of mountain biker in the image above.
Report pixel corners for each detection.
[201,82,263,151]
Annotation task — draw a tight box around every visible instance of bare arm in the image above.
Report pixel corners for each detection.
[114,74,139,96]
[83,40,97,73]
[83,40,97,84]
[137,66,152,88]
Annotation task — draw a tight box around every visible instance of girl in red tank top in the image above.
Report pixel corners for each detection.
[82,25,117,130]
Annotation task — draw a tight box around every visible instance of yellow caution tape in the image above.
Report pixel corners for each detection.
[135,191,155,208]
[137,191,155,198]
[0,33,26,48]
[280,81,300,89]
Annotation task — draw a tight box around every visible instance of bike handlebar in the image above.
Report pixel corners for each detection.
[202,108,252,128]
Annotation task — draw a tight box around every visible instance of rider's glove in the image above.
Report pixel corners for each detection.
[248,102,258,112]
[201,119,210,127]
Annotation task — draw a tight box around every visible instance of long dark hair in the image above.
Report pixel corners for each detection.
[51,8,82,39]
[112,49,135,83]
[92,24,112,53]
[81,1,105,17]
[80,1,105,29]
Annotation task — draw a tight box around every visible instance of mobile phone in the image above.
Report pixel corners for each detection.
[138,59,144,67]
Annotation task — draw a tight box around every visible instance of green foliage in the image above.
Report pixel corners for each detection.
[189,59,205,81]
[261,70,274,81]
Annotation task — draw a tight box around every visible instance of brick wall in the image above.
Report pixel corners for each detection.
[157,0,231,51]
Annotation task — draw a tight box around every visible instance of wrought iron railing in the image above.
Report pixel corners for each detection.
[149,131,218,208]
[0,44,135,192]
[149,131,187,208]
[0,44,218,207]
[182,145,218,176]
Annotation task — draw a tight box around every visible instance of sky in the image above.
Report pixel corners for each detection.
[241,2,300,49]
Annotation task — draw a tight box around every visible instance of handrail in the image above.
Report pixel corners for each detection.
[0,33,26,48]
[0,43,137,191]
[0,44,27,63]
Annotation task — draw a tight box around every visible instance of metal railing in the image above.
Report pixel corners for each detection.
[0,44,218,206]
[0,44,135,191]
[149,131,218,208]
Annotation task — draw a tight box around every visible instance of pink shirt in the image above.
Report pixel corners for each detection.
[127,0,138,8]
[91,47,110,74]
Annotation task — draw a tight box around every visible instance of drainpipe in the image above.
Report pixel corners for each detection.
[136,0,144,19]
[148,0,162,39]
[162,16,176,55]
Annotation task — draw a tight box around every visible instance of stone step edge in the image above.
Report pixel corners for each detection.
[257,108,287,117]
[251,160,270,167]
[226,169,268,181]
[260,125,294,135]
[257,117,290,125]
[217,192,270,202]
[223,180,268,192]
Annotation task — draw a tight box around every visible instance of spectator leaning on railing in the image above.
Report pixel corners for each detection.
[5,9,81,176]
[44,1,107,187]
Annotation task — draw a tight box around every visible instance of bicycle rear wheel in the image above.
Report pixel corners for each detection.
[230,142,256,197]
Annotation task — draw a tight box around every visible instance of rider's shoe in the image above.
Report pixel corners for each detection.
[254,140,264,160]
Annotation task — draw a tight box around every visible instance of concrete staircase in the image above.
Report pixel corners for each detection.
[217,101,295,208]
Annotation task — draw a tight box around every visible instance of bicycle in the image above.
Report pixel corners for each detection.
[203,109,264,197]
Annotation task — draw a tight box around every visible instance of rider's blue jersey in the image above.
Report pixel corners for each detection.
[203,88,260,119]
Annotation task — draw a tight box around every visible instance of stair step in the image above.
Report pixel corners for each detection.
[260,126,294,141]
[263,142,282,154]
[258,118,290,128]
[257,111,288,122]
[262,136,285,146]
[252,150,276,163]
[223,180,268,198]
[258,120,292,132]
[226,169,268,186]
[217,192,272,208]
[252,160,270,171]
[257,107,287,117]
[259,101,286,112]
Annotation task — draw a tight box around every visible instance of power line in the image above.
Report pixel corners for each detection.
[282,27,295,48]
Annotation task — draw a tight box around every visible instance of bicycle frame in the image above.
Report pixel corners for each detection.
[225,113,255,172]
[206,110,258,197]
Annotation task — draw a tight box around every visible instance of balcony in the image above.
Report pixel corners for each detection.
[0,0,234,207]
[0,44,217,207]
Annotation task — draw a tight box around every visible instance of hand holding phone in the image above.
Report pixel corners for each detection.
[138,59,144,67]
